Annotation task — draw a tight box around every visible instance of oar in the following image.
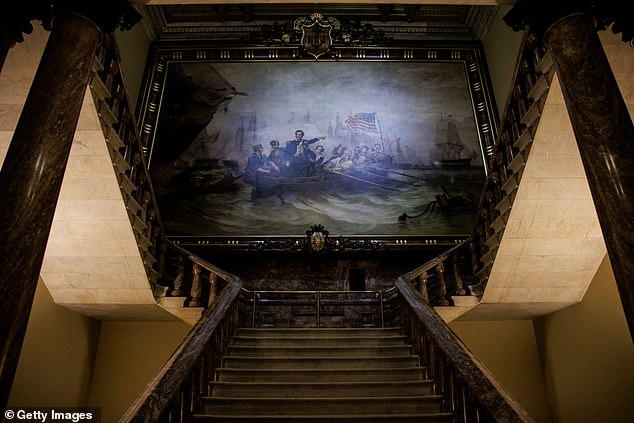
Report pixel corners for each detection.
[362,168,421,187]
[326,169,398,191]
[376,167,425,181]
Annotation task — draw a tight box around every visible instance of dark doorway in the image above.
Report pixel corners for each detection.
[349,268,366,291]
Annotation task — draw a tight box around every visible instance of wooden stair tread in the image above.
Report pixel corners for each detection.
[198,327,451,420]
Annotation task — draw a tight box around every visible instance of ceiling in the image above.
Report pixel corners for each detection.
[136,3,500,42]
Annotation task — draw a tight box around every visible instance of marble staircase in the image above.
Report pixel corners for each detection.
[194,327,454,422]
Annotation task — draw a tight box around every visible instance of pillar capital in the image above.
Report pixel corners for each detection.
[0,0,140,45]
[504,0,633,44]
[53,0,141,33]
[0,1,53,45]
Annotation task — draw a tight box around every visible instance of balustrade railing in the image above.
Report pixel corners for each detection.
[401,239,476,306]
[467,30,555,288]
[90,34,167,294]
[395,277,535,423]
[241,287,399,328]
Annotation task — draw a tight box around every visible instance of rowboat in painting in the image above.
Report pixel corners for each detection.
[250,165,419,199]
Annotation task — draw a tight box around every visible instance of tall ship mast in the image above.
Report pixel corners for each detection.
[431,115,474,168]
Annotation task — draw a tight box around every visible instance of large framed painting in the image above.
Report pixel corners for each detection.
[138,22,497,251]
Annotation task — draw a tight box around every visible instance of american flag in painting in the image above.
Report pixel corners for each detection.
[345,112,379,133]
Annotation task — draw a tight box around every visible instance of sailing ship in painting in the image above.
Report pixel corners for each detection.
[430,115,478,169]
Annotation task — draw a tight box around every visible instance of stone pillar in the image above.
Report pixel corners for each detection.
[505,2,634,341]
[0,12,102,409]
[544,13,634,341]
[0,0,140,408]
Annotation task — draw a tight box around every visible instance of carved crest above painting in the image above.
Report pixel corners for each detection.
[249,13,391,56]
[245,13,389,58]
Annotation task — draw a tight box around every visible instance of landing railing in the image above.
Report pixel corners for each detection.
[241,287,399,328]
[395,276,534,423]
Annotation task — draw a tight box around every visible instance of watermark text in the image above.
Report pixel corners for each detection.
[4,408,100,423]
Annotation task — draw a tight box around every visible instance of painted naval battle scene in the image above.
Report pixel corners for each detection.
[150,61,486,236]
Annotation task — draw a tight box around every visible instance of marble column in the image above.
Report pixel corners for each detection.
[544,13,634,340]
[0,12,102,409]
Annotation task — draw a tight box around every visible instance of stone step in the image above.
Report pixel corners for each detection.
[231,334,409,347]
[226,345,413,358]
[216,367,427,383]
[192,413,455,422]
[221,355,419,370]
[200,396,444,415]
[237,327,404,338]
[209,380,435,398]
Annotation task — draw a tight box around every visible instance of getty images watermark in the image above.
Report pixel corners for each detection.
[3,408,100,423]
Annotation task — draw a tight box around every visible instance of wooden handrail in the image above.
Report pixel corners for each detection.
[400,239,473,305]
[401,239,470,282]
[119,279,242,423]
[395,277,535,423]
[167,240,237,283]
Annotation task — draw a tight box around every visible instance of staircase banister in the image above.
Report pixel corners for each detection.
[119,278,242,423]
[401,239,470,282]
[394,277,535,423]
[166,239,240,283]
[105,34,167,237]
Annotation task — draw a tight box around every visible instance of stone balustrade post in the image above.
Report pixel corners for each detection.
[190,264,203,307]
[208,273,218,306]
[418,271,429,303]
[437,262,449,306]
